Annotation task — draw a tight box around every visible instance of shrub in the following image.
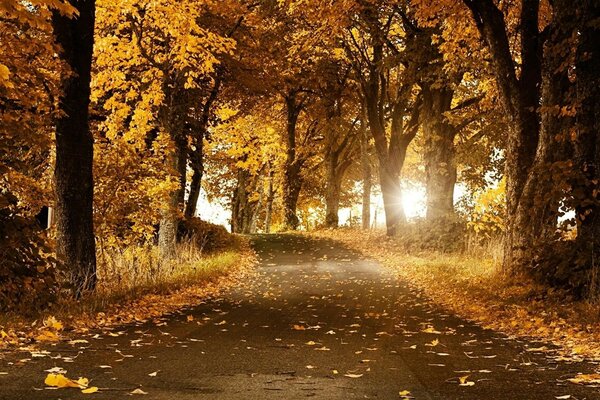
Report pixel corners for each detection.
[178,218,233,253]
[0,191,56,312]
[396,216,468,254]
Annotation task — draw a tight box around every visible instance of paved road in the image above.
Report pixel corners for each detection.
[1,234,599,399]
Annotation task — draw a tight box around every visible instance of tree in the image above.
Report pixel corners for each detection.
[52,0,98,295]
[318,61,361,228]
[343,2,424,235]
[414,0,600,292]
[359,110,373,230]
[0,0,70,308]
[94,0,235,258]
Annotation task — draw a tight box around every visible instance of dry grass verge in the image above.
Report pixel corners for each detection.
[311,229,600,361]
[0,236,257,349]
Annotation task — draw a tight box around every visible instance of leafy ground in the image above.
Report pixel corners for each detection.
[310,229,600,363]
[0,238,257,351]
[1,234,598,399]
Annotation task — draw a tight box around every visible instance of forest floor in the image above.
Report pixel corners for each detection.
[311,229,600,364]
[1,234,599,399]
[0,237,257,351]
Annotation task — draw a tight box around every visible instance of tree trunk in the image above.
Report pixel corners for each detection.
[283,169,302,230]
[185,140,203,219]
[365,97,407,235]
[361,126,372,230]
[573,0,600,292]
[378,164,405,236]
[249,176,265,234]
[464,0,543,272]
[52,0,97,296]
[513,2,573,263]
[158,82,187,259]
[158,133,186,259]
[184,76,221,219]
[324,155,343,228]
[422,86,457,221]
[231,169,249,234]
[264,169,275,234]
[283,91,303,230]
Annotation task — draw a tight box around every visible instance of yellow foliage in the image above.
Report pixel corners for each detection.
[92,0,235,246]
[468,179,506,238]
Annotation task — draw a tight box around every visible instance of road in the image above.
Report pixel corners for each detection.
[1,234,599,399]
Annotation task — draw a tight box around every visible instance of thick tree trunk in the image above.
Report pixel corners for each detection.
[283,169,302,230]
[249,176,265,234]
[158,81,187,259]
[573,0,600,292]
[422,86,457,221]
[52,0,97,296]
[283,92,303,230]
[365,99,409,235]
[231,169,258,234]
[465,0,543,272]
[513,3,573,264]
[378,164,405,236]
[158,132,186,259]
[324,156,343,228]
[361,127,372,230]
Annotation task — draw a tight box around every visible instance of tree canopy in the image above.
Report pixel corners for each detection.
[1,0,599,306]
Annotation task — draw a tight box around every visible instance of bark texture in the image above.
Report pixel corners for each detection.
[282,90,304,230]
[354,5,425,235]
[158,80,187,259]
[573,0,600,292]
[465,0,547,271]
[360,124,372,230]
[184,76,222,219]
[422,85,457,221]
[52,0,97,296]
[264,169,275,234]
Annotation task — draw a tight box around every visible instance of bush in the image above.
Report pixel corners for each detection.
[0,191,56,312]
[395,216,468,254]
[529,237,600,300]
[178,218,233,253]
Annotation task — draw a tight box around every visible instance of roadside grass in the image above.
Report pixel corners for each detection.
[0,236,257,347]
[311,228,600,361]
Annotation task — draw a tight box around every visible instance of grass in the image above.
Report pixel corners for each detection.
[311,228,600,361]
[0,236,256,344]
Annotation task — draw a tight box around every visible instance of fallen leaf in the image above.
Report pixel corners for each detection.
[36,330,60,343]
[459,375,475,387]
[82,387,99,394]
[422,326,441,334]
[292,325,306,331]
[44,316,64,331]
[344,374,363,378]
[131,388,148,395]
[44,373,83,389]
[568,373,600,385]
